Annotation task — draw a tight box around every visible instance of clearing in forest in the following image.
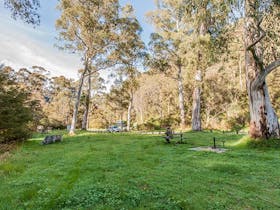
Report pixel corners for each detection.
[0,131,280,209]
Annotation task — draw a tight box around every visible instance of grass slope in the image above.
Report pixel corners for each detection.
[0,131,280,210]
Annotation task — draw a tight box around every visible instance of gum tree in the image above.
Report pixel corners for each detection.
[147,0,189,129]
[56,0,120,135]
[244,0,280,138]
[109,5,145,131]
[179,0,232,131]
[148,0,231,130]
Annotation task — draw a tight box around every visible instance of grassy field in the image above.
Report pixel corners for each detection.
[1,131,280,210]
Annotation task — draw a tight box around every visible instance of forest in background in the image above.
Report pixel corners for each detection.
[1,0,280,143]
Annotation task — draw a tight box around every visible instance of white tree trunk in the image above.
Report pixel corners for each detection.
[82,73,91,130]
[248,82,280,138]
[245,0,280,139]
[127,94,133,131]
[192,70,202,131]
[192,20,206,131]
[81,109,87,130]
[69,63,88,135]
[177,65,186,129]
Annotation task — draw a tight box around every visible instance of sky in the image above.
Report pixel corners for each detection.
[0,0,155,79]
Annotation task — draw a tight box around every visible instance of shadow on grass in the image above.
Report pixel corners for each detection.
[231,135,280,150]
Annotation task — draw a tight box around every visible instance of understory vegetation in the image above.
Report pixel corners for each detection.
[1,131,280,210]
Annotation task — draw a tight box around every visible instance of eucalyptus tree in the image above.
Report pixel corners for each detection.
[147,0,189,129]
[56,0,120,135]
[177,0,232,131]
[106,76,128,126]
[109,4,146,131]
[81,67,92,131]
[81,69,105,130]
[15,66,51,128]
[133,73,178,127]
[108,72,140,131]
[123,76,139,131]
[148,0,230,130]
[243,0,280,138]
[45,76,75,128]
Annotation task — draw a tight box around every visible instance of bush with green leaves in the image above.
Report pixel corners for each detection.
[137,116,180,131]
[226,103,249,134]
[227,116,246,134]
[0,71,32,143]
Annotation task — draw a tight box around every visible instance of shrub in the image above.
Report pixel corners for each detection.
[0,71,32,143]
[137,116,180,131]
[160,115,180,128]
[227,115,247,134]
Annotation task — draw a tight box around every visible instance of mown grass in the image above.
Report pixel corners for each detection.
[1,131,280,209]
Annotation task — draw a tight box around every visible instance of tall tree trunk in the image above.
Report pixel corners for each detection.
[127,92,133,131]
[177,64,186,129]
[82,72,91,130]
[118,111,123,131]
[192,20,206,131]
[192,70,202,131]
[245,0,280,139]
[247,81,280,138]
[81,109,87,130]
[69,62,88,135]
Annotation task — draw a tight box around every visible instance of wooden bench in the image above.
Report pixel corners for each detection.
[162,128,186,144]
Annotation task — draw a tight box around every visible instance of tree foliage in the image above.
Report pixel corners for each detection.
[2,0,280,140]
[4,0,40,25]
[0,68,32,143]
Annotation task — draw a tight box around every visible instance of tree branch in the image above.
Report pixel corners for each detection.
[84,67,106,78]
[265,59,280,76]
[246,30,266,51]
[246,16,266,51]
[74,30,88,50]
[253,58,280,89]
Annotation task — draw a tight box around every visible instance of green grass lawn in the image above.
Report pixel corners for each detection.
[1,131,280,210]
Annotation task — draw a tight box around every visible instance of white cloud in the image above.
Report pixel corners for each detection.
[0,12,82,79]
[0,4,119,84]
[0,32,82,79]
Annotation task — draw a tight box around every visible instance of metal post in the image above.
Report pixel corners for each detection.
[213,137,216,149]
[180,132,183,143]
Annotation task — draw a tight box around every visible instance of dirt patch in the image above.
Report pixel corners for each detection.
[189,147,228,153]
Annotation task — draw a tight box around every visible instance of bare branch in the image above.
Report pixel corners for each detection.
[84,61,115,77]
[253,58,280,88]
[246,30,266,51]
[84,68,103,77]
[74,30,88,50]
[246,16,266,51]
[265,59,280,76]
